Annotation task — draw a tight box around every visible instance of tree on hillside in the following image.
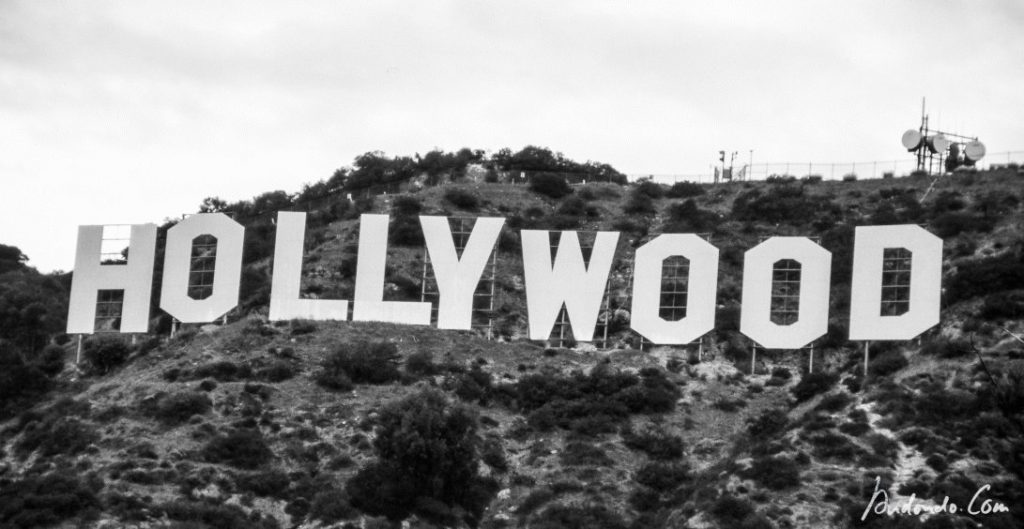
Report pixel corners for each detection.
[0,339,57,418]
[347,388,498,526]
[0,244,28,274]
[0,249,68,352]
[416,148,485,185]
[492,146,626,183]
[345,151,419,190]
[198,196,228,213]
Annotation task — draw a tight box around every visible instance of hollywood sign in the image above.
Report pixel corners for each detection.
[66,213,942,349]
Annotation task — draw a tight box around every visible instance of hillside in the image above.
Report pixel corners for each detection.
[2,163,1024,529]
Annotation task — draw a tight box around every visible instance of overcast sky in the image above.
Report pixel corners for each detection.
[2,0,1023,272]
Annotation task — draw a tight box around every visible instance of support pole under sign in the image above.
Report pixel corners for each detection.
[863,341,870,380]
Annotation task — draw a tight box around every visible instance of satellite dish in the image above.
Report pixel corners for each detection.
[901,129,922,151]
[927,134,951,154]
[964,140,986,161]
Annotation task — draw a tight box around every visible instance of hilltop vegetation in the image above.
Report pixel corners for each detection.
[2,152,1024,528]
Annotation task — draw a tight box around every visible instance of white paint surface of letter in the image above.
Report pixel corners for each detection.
[630,234,719,344]
[521,230,619,341]
[740,237,832,349]
[269,212,349,321]
[849,225,942,340]
[352,214,431,325]
[67,224,157,334]
[420,216,504,330]
[160,213,244,323]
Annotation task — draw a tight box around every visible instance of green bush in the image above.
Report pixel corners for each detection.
[791,372,838,402]
[560,441,613,467]
[481,438,508,472]
[980,291,1024,320]
[202,428,274,469]
[37,344,65,376]
[869,349,908,377]
[611,218,647,239]
[234,468,290,498]
[710,494,757,526]
[635,461,690,491]
[192,360,253,381]
[945,252,1024,305]
[929,190,965,214]
[713,396,747,412]
[389,216,423,246]
[529,173,573,199]
[663,199,717,232]
[443,188,480,210]
[317,341,401,386]
[391,195,423,216]
[665,181,705,198]
[0,342,53,418]
[447,365,494,405]
[808,431,866,461]
[0,473,101,529]
[930,212,994,238]
[516,488,554,515]
[315,369,353,391]
[623,426,684,460]
[404,350,439,376]
[617,368,681,413]
[623,189,655,215]
[527,399,623,434]
[743,456,801,490]
[153,391,212,424]
[506,365,680,433]
[156,501,279,529]
[633,179,665,199]
[309,488,357,523]
[17,416,98,457]
[815,392,853,412]
[83,336,130,374]
[731,185,839,226]
[347,388,496,527]
[556,196,599,218]
[288,319,318,335]
[747,408,789,438]
[257,360,296,382]
[532,504,628,529]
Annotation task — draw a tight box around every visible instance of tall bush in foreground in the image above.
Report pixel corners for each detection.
[348,388,497,527]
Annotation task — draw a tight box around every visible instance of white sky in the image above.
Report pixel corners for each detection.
[2,0,1023,272]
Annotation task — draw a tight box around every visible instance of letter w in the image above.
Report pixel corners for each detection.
[521,230,618,341]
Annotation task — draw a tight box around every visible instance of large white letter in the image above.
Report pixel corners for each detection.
[67,224,157,334]
[269,212,349,321]
[352,214,431,325]
[740,237,831,349]
[849,225,942,340]
[630,234,719,345]
[421,216,505,330]
[521,230,619,341]
[160,213,244,323]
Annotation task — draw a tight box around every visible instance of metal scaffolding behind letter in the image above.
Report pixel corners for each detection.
[420,217,499,339]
